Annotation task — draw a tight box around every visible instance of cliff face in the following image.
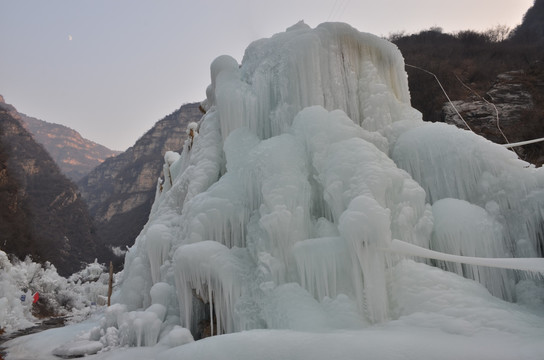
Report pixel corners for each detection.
[78,103,202,259]
[18,114,121,182]
[0,102,105,276]
[0,115,35,263]
[442,68,544,166]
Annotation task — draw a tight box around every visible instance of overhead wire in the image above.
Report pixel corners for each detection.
[327,0,350,22]
[452,73,544,149]
[453,73,511,145]
[405,63,473,132]
[326,0,341,21]
[406,63,544,152]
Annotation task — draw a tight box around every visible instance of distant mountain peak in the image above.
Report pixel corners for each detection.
[20,115,122,181]
[0,96,121,181]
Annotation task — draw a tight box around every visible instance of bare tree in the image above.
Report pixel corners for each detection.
[484,25,511,42]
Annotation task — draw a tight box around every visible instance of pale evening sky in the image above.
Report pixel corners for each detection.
[0,0,534,151]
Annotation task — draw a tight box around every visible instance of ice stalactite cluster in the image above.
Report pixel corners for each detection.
[431,198,514,300]
[103,21,544,347]
[393,122,544,299]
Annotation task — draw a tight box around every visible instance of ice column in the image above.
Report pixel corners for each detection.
[339,195,391,323]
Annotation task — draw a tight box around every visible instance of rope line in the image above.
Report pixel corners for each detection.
[453,74,512,145]
[502,137,544,148]
[406,64,544,149]
[405,64,473,132]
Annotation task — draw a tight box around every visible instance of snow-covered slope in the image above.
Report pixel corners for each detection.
[5,21,544,360]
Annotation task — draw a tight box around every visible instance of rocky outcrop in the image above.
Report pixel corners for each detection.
[442,70,543,166]
[0,103,106,276]
[19,115,121,182]
[77,103,202,260]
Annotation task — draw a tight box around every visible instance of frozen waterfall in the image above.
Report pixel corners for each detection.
[108,21,544,345]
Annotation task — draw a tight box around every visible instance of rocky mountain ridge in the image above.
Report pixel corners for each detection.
[20,115,121,182]
[77,102,203,263]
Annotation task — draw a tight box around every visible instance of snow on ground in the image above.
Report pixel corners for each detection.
[0,250,110,334]
[4,260,544,360]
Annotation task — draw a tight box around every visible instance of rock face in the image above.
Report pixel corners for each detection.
[442,70,544,166]
[0,101,105,276]
[17,113,121,182]
[77,103,202,260]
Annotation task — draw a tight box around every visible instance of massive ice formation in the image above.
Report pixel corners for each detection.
[110,22,544,344]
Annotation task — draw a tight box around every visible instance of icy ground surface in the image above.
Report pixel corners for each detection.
[4,21,544,359]
[4,260,544,359]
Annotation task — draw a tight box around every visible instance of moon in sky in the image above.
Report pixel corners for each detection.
[68,35,73,41]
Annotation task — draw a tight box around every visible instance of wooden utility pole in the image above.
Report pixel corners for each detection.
[107,261,113,306]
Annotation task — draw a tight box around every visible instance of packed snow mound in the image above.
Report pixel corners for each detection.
[99,21,544,350]
[389,260,544,336]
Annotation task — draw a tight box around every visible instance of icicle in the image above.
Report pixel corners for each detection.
[294,237,352,301]
[146,224,172,284]
[431,198,515,300]
[339,195,391,323]
[174,241,247,335]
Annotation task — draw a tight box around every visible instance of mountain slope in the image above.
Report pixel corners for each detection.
[0,119,36,262]
[0,100,105,276]
[18,113,121,182]
[77,103,202,261]
[392,1,544,166]
[511,0,544,43]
